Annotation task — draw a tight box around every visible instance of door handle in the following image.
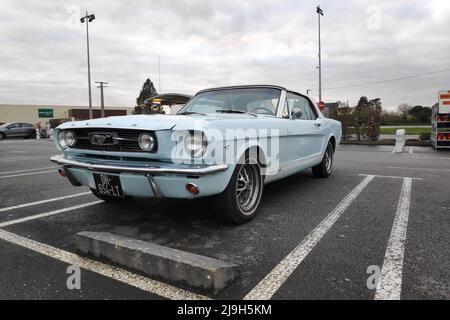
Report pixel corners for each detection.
[314,123,322,127]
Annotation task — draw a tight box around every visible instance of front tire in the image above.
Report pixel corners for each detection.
[90,188,131,202]
[212,158,263,224]
[312,142,334,178]
[0,133,5,140]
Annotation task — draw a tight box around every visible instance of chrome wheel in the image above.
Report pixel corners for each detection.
[236,164,261,214]
[324,145,333,173]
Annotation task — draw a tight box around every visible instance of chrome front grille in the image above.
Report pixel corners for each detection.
[70,128,156,153]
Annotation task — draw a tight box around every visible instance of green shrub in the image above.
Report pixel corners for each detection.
[420,132,431,142]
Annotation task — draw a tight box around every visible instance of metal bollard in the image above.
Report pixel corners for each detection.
[35,129,40,140]
[392,129,405,153]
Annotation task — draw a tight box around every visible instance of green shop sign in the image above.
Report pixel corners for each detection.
[38,108,54,118]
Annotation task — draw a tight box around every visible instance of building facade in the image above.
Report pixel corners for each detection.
[0,104,133,126]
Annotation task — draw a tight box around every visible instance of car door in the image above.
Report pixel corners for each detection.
[21,123,34,136]
[282,92,322,169]
[16,123,30,136]
[6,123,22,137]
[307,100,328,155]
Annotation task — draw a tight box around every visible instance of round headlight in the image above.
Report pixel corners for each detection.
[58,131,68,149]
[65,131,77,147]
[184,131,207,158]
[139,132,156,152]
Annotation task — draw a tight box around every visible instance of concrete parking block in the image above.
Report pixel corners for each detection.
[75,231,239,294]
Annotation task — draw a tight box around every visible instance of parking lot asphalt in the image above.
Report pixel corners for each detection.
[0,139,449,300]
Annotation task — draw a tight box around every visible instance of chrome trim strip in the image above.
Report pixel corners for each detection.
[114,137,138,142]
[281,153,323,171]
[276,90,287,118]
[50,155,228,176]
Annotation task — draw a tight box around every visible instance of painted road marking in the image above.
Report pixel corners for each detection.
[0,166,56,175]
[1,151,28,154]
[409,156,450,161]
[0,170,56,179]
[375,178,412,300]
[0,156,50,163]
[387,166,450,172]
[244,175,375,300]
[0,229,208,300]
[0,192,92,214]
[0,201,102,227]
[359,174,422,180]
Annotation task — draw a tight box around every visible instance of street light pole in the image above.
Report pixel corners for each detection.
[81,11,96,119]
[317,5,324,103]
[158,55,161,93]
[95,81,108,118]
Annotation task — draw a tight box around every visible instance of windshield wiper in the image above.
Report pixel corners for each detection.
[179,111,206,116]
[216,109,257,117]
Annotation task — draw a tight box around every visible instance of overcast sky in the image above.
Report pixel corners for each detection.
[0,0,449,110]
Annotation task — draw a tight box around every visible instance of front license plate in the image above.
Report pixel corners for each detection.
[93,173,124,198]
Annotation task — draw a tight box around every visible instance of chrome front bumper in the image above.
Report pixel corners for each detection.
[50,155,228,176]
[50,154,229,199]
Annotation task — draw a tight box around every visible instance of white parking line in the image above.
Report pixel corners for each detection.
[0,170,56,179]
[0,156,50,162]
[244,175,375,300]
[0,166,56,175]
[387,166,450,172]
[409,156,450,161]
[0,201,102,228]
[375,178,412,300]
[1,151,28,154]
[0,229,208,300]
[359,174,422,180]
[0,192,92,214]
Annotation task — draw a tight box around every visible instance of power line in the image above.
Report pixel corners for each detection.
[311,68,450,92]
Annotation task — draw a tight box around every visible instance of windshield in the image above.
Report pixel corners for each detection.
[179,88,281,116]
[0,123,11,128]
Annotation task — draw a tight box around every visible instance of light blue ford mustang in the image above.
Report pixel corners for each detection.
[51,85,341,224]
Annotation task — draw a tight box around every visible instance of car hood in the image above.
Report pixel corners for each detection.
[57,114,258,131]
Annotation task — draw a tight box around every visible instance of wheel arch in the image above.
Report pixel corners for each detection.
[236,144,268,167]
[329,135,336,152]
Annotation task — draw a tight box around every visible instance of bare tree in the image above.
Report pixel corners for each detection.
[397,103,411,122]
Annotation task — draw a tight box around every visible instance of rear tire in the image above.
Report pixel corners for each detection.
[312,142,334,178]
[90,188,131,202]
[212,156,263,224]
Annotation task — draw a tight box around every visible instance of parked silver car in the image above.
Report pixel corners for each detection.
[0,123,36,140]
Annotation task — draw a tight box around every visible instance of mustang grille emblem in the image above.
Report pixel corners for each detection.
[89,132,118,145]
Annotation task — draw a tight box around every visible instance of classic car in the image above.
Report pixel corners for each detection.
[50,85,342,224]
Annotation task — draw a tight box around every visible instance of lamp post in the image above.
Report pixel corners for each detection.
[95,81,108,118]
[316,5,324,103]
[80,11,96,119]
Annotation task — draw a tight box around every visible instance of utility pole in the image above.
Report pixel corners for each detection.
[317,5,324,103]
[81,12,96,119]
[158,55,161,93]
[95,81,108,118]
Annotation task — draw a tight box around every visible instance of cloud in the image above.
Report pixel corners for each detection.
[0,0,448,109]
